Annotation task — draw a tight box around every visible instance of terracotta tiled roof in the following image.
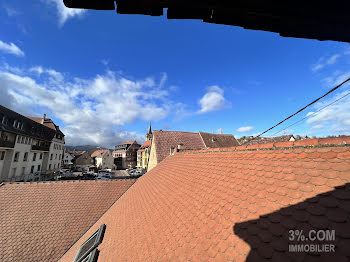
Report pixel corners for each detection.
[28,117,57,130]
[140,140,151,148]
[0,179,136,262]
[199,131,240,148]
[246,134,295,145]
[123,140,136,144]
[91,149,109,158]
[153,130,205,164]
[60,137,350,261]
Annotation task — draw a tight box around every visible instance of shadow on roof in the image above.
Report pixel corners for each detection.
[233,183,350,261]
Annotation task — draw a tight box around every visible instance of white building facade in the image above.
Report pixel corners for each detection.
[0,106,65,182]
[92,150,114,170]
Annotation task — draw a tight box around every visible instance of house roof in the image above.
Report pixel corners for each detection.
[246,135,295,145]
[91,149,109,158]
[0,179,136,262]
[199,131,240,148]
[28,116,65,137]
[28,117,56,130]
[0,105,56,142]
[140,140,151,148]
[60,137,350,262]
[123,140,136,145]
[153,130,206,164]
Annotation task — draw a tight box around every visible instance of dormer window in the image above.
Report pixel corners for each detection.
[1,116,6,125]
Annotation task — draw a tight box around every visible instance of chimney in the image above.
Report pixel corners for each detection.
[170,146,175,155]
[43,114,46,120]
[220,128,223,134]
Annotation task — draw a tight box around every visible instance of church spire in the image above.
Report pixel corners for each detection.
[146,121,152,140]
[147,121,152,134]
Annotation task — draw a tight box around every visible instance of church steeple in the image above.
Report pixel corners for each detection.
[146,121,152,141]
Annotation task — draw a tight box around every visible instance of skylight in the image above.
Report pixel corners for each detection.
[73,224,106,262]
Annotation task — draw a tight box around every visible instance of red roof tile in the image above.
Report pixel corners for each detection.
[91,149,109,158]
[199,131,240,148]
[28,117,57,130]
[123,140,137,145]
[141,140,151,148]
[60,137,350,261]
[153,130,205,164]
[246,135,295,145]
[0,179,136,262]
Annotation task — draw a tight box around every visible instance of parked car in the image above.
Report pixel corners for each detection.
[128,168,136,174]
[96,174,111,180]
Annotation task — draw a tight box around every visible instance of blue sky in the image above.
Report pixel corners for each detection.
[1,0,350,148]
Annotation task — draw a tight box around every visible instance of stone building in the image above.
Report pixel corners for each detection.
[0,105,65,182]
[113,140,140,169]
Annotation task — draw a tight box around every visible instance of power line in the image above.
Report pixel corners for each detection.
[270,91,350,137]
[243,77,350,145]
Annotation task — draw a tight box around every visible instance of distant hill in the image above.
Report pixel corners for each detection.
[65,145,112,152]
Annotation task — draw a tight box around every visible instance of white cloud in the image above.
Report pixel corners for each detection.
[198,86,229,114]
[236,126,254,133]
[327,54,340,65]
[311,54,341,72]
[306,90,350,135]
[44,0,86,25]
[4,6,18,17]
[322,71,350,88]
[0,66,174,148]
[0,40,24,57]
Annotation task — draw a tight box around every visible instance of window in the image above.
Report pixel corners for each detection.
[25,137,29,144]
[49,164,51,170]
[55,154,57,160]
[14,152,19,162]
[50,154,53,160]
[73,224,105,262]
[0,151,5,160]
[33,153,37,161]
[37,165,41,171]
[59,154,61,160]
[13,120,17,128]
[23,152,28,162]
[30,166,34,173]
[21,136,24,144]
[58,163,60,168]
[54,164,56,169]
[17,136,21,143]
[40,153,43,160]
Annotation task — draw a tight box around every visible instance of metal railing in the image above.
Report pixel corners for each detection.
[31,144,50,152]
